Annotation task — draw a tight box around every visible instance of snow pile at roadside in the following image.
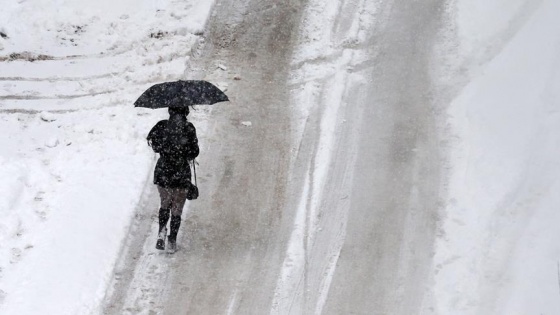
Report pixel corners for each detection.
[434,0,560,313]
[0,108,155,314]
[0,0,210,56]
[0,0,215,314]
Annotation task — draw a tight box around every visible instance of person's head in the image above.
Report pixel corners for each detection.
[167,106,189,132]
[168,106,189,117]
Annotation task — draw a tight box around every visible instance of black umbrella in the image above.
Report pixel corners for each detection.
[134,80,229,109]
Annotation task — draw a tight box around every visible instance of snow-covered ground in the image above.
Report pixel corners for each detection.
[2,0,560,313]
[0,0,214,314]
[434,0,560,313]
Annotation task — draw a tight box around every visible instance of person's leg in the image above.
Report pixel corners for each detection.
[168,188,188,251]
[156,186,172,250]
[170,188,188,217]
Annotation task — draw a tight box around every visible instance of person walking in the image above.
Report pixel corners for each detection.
[147,105,199,252]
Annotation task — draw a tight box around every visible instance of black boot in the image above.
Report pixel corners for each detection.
[168,215,181,253]
[158,208,170,232]
[156,208,170,250]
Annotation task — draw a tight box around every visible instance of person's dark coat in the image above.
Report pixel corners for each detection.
[147,115,199,188]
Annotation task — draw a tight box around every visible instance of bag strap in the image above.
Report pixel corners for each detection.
[192,159,197,186]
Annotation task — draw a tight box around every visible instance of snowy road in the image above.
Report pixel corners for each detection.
[273,0,444,313]
[104,0,444,314]
[4,0,560,314]
[327,0,444,311]
[104,0,305,313]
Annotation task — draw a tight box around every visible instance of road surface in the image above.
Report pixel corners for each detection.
[103,0,445,314]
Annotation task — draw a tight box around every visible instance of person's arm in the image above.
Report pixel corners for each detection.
[147,121,167,153]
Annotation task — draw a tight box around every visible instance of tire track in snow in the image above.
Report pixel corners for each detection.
[321,0,445,313]
[0,31,202,63]
[0,73,118,82]
[271,55,362,314]
[271,0,377,313]
[0,90,117,100]
[225,289,239,315]
[0,33,204,112]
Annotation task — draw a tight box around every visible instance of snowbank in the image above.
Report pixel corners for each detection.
[0,0,215,314]
[0,109,154,314]
[0,0,211,56]
[434,0,560,313]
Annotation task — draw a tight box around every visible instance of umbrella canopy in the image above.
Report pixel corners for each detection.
[134,80,229,109]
